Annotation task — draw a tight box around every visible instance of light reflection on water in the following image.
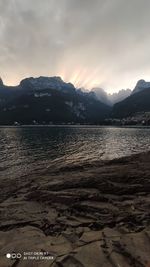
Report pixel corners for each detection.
[0,126,150,179]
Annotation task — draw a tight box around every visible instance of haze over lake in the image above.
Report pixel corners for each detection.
[0,126,150,180]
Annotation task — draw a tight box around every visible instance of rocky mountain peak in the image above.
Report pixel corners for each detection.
[133,79,150,94]
[19,76,76,93]
[0,77,4,86]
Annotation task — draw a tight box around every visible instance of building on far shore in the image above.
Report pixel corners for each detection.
[105,112,150,126]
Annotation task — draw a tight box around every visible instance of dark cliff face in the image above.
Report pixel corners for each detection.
[111,79,150,118]
[112,87,150,118]
[0,76,111,125]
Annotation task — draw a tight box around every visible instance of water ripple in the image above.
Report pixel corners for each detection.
[0,126,150,180]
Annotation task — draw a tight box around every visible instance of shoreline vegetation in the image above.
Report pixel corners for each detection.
[0,151,150,266]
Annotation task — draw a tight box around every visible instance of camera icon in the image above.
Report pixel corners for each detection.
[6,253,22,259]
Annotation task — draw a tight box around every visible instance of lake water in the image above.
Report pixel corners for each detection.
[0,126,150,180]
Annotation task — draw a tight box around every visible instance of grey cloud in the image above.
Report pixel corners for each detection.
[0,0,150,92]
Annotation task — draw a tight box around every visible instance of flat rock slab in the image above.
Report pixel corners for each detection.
[0,226,150,267]
[0,151,150,266]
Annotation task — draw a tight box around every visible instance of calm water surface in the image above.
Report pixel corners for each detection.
[0,126,150,179]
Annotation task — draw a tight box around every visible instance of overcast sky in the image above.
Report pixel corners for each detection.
[0,0,150,93]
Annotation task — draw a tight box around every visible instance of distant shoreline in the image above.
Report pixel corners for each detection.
[0,124,150,129]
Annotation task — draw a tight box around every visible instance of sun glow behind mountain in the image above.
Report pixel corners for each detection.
[59,67,103,90]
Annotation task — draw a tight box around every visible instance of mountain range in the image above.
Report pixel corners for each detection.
[92,87,131,106]
[0,76,110,125]
[0,76,150,125]
[112,80,150,119]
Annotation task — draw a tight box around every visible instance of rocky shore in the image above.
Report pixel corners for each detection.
[0,151,150,267]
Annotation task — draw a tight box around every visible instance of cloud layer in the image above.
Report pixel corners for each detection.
[0,0,150,92]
